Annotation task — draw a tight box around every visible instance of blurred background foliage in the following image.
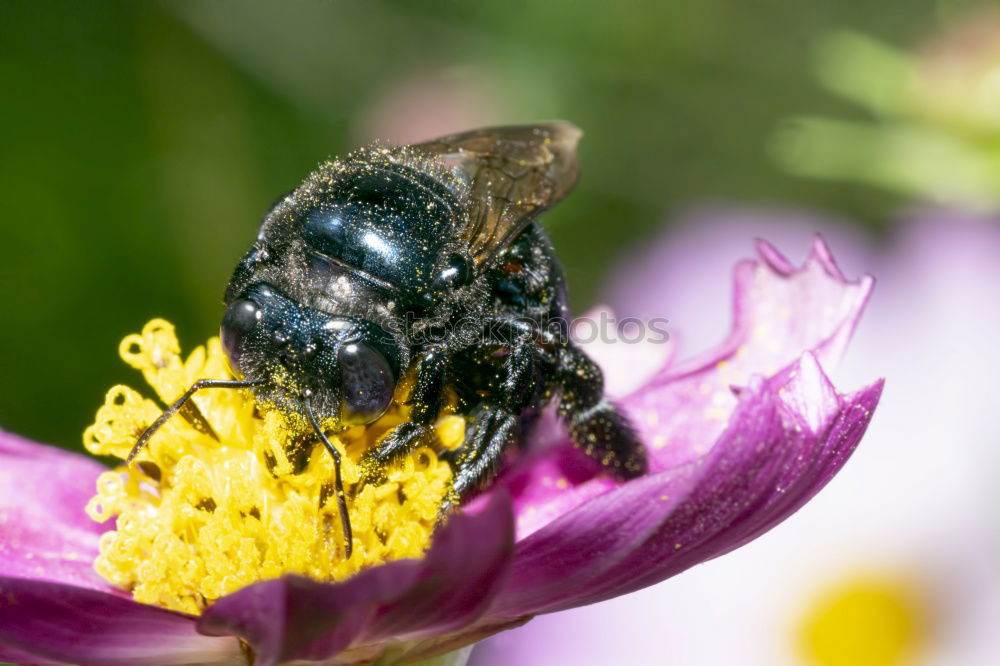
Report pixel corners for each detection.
[0,0,994,452]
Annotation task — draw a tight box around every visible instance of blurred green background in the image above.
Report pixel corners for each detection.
[0,0,990,452]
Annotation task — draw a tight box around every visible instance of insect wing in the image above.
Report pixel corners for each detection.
[408,123,581,263]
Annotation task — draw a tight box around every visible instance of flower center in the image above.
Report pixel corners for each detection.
[83,319,462,615]
[795,571,930,666]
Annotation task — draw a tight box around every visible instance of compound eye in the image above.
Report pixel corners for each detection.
[221,299,261,371]
[337,341,395,425]
[433,252,473,290]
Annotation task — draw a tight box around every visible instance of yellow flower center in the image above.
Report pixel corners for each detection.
[83,319,462,615]
[795,571,930,666]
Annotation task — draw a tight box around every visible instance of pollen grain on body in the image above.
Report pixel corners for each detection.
[82,319,461,615]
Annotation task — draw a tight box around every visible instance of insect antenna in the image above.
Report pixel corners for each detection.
[126,378,263,465]
[304,396,354,559]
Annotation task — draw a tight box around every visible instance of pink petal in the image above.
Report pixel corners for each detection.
[0,577,240,665]
[631,236,873,471]
[497,237,874,538]
[489,354,882,617]
[197,492,515,665]
[0,430,117,593]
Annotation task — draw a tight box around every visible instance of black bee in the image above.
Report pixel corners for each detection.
[129,124,647,557]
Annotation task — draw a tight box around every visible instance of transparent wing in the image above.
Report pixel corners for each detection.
[406,122,581,263]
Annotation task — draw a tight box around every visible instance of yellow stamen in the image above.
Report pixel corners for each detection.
[83,319,462,615]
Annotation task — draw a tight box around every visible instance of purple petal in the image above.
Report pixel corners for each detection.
[0,577,240,665]
[0,430,117,593]
[498,433,617,540]
[489,354,882,617]
[603,206,875,357]
[365,492,514,640]
[630,236,873,472]
[0,642,58,664]
[480,210,1000,666]
[199,570,415,666]
[495,238,874,539]
[198,492,515,665]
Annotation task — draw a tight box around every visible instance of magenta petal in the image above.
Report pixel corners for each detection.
[366,491,515,640]
[0,430,116,593]
[630,236,874,472]
[198,492,515,665]
[494,237,875,539]
[0,642,56,664]
[197,569,417,665]
[489,354,882,617]
[0,577,240,665]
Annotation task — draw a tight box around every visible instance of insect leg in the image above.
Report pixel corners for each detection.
[557,344,647,479]
[304,397,353,559]
[127,378,263,464]
[441,337,539,513]
[359,349,447,483]
[486,314,551,410]
[500,337,543,409]
[441,404,519,514]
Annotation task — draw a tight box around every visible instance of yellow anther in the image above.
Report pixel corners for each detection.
[84,320,461,614]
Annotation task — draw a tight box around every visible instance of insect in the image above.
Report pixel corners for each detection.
[128,123,647,557]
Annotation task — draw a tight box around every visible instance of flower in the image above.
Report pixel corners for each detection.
[83,320,463,616]
[0,237,882,665]
[475,208,999,665]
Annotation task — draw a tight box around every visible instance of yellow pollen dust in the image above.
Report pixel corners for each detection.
[795,571,930,666]
[83,319,462,615]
